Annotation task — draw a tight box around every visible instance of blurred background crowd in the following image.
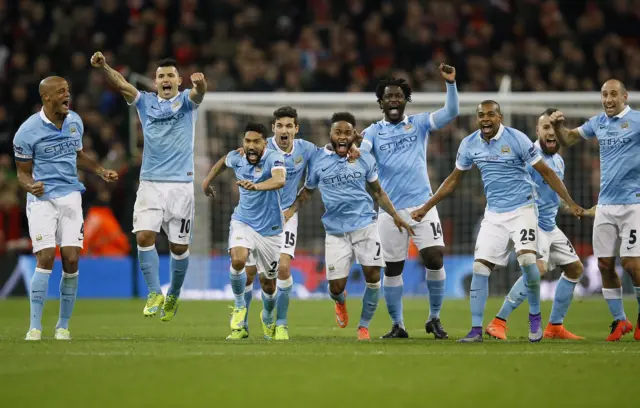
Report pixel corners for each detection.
[0,0,638,256]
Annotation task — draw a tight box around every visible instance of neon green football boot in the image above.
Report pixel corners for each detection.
[160,295,179,322]
[143,292,165,317]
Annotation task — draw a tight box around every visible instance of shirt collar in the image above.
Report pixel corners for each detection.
[270,136,295,156]
[615,105,631,118]
[477,124,505,142]
[157,93,180,103]
[381,115,409,126]
[39,108,55,126]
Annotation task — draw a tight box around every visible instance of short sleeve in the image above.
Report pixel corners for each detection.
[301,139,320,159]
[225,151,239,168]
[128,90,143,107]
[361,126,374,153]
[455,139,472,170]
[363,153,379,183]
[513,131,541,166]
[304,153,320,189]
[270,152,286,174]
[577,115,598,139]
[13,128,33,162]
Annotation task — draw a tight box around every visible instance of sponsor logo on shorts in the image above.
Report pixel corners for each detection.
[328,265,335,271]
[178,234,187,239]
[35,234,43,241]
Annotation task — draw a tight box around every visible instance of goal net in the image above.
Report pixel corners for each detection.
[130,89,638,299]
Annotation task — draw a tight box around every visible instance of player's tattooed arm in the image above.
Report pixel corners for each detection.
[548,110,583,147]
[15,160,44,197]
[532,160,584,218]
[76,151,118,182]
[367,179,415,235]
[411,168,466,222]
[240,168,286,191]
[91,51,138,104]
[285,187,315,222]
[202,155,228,196]
[189,73,207,104]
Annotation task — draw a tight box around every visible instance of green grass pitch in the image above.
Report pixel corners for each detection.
[1,298,638,407]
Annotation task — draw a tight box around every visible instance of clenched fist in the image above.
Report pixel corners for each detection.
[91,51,106,68]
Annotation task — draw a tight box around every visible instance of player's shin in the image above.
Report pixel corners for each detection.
[276,277,293,326]
[229,266,247,308]
[602,287,627,321]
[425,268,445,320]
[57,271,79,330]
[29,268,52,330]
[138,245,162,294]
[518,253,541,315]
[168,250,189,298]
[359,281,381,329]
[261,287,277,324]
[549,273,579,324]
[496,276,527,321]
[383,274,404,329]
[470,262,491,328]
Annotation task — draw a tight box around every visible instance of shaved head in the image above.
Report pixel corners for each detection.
[39,76,67,97]
[601,79,626,94]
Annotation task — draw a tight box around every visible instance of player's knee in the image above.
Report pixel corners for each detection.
[363,266,381,283]
[597,257,616,276]
[245,266,257,284]
[563,261,583,280]
[136,231,156,247]
[277,263,291,280]
[169,243,189,257]
[260,276,276,294]
[384,261,404,277]
[328,279,346,295]
[35,248,56,270]
[420,246,444,270]
[230,258,246,272]
[517,253,536,267]
[472,261,492,276]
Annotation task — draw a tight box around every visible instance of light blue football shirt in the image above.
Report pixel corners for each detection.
[267,137,318,209]
[578,106,640,205]
[360,82,459,211]
[226,149,286,236]
[456,124,541,213]
[528,142,564,232]
[131,89,198,182]
[305,148,379,235]
[13,109,86,201]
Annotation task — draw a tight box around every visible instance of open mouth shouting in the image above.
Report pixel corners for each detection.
[161,83,172,96]
[480,122,494,134]
[246,149,259,163]
[336,140,349,155]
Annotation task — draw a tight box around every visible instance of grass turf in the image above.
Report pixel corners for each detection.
[1,297,638,407]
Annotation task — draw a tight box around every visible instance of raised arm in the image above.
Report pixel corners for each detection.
[77,150,118,182]
[91,51,138,104]
[532,160,584,217]
[202,155,228,196]
[367,179,415,235]
[430,63,459,129]
[548,110,584,147]
[411,167,466,221]
[15,160,44,197]
[189,73,207,105]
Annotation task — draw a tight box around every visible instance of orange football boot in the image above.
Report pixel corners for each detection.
[606,319,633,341]
[485,317,508,340]
[334,296,348,328]
[357,327,371,341]
[543,323,585,340]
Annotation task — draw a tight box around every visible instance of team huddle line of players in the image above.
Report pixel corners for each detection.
[15,54,640,342]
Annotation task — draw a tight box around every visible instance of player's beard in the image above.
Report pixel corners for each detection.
[540,138,559,155]
[331,139,352,156]
[246,148,262,164]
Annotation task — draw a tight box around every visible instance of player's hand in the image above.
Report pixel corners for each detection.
[91,51,106,68]
[202,178,216,198]
[548,110,565,127]
[236,147,245,156]
[99,169,119,182]
[569,203,585,219]
[347,144,360,162]
[583,205,597,218]
[439,63,456,83]
[237,180,257,190]
[283,208,295,223]
[29,181,45,197]
[191,73,206,87]
[410,207,428,222]
[393,214,415,236]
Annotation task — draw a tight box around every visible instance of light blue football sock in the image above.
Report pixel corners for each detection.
[262,289,277,324]
[359,281,380,329]
[56,271,79,330]
[519,258,541,315]
[470,273,489,327]
[549,274,578,324]
[496,276,527,321]
[138,245,161,294]
[603,287,627,321]
[29,268,51,330]
[383,275,404,329]
[276,277,293,326]
[229,267,247,308]
[168,251,189,298]
[426,268,445,320]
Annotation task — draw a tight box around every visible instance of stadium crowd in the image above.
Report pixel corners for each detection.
[1,0,639,256]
